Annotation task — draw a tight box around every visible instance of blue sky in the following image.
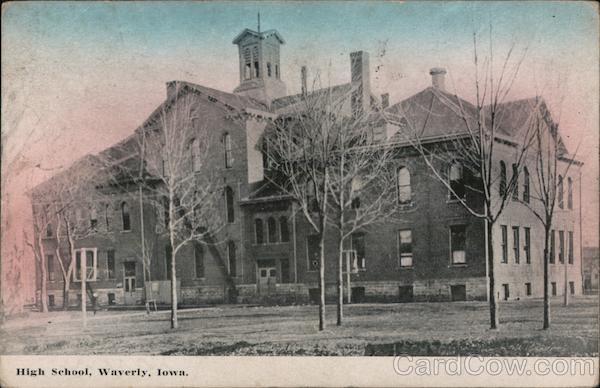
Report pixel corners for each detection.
[2,1,599,245]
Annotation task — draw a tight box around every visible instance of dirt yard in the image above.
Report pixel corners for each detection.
[1,295,597,356]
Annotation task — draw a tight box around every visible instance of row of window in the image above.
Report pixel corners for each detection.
[549,229,575,264]
[164,240,236,280]
[499,161,574,209]
[500,281,575,300]
[243,45,280,80]
[254,216,290,244]
[500,226,574,265]
[393,161,574,209]
[51,183,239,239]
[500,226,532,264]
[304,225,467,271]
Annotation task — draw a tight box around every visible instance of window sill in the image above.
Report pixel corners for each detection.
[398,266,413,270]
[449,264,468,268]
[446,198,466,204]
[397,202,415,210]
[120,230,132,234]
[252,242,290,247]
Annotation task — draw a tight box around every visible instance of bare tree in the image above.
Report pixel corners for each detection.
[386,28,536,329]
[138,86,224,329]
[29,156,111,311]
[264,81,346,331]
[326,111,402,326]
[519,98,581,328]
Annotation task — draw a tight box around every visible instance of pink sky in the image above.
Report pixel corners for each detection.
[2,2,598,304]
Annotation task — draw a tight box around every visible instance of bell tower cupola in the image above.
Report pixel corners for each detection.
[232,23,287,105]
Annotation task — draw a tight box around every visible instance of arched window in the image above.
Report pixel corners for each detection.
[190,138,201,171]
[268,217,278,243]
[121,202,131,231]
[499,161,507,197]
[449,162,465,199]
[267,217,277,243]
[224,133,233,168]
[397,166,411,204]
[227,241,236,276]
[557,175,564,209]
[523,167,530,203]
[194,242,204,278]
[104,203,111,231]
[280,216,290,242]
[224,186,234,223]
[567,177,573,209]
[255,219,264,244]
[90,206,98,230]
[511,164,519,200]
[351,176,363,209]
[306,180,318,212]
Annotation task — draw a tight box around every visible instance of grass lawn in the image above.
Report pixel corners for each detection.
[1,295,597,356]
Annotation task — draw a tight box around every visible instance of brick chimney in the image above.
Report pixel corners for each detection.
[350,51,371,115]
[301,66,307,96]
[430,67,446,92]
[381,93,389,109]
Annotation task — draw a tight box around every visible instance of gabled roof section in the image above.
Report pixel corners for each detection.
[232,28,285,45]
[490,97,569,155]
[272,84,352,111]
[386,87,485,140]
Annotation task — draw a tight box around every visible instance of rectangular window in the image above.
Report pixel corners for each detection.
[551,282,557,296]
[502,284,510,300]
[280,259,290,283]
[550,230,555,264]
[525,282,532,296]
[72,248,97,282]
[47,255,55,281]
[558,230,565,264]
[450,225,466,264]
[524,227,531,264]
[307,235,320,271]
[107,250,115,279]
[48,295,55,307]
[569,281,575,295]
[512,226,520,264]
[351,233,366,270]
[511,164,519,200]
[398,230,413,267]
[228,241,236,277]
[195,243,204,278]
[46,223,53,238]
[568,231,574,264]
[501,225,508,263]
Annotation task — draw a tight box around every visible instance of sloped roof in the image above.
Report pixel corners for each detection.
[165,81,268,112]
[385,87,486,140]
[232,28,285,45]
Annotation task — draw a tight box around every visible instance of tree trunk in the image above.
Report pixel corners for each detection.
[543,225,550,329]
[37,235,48,313]
[486,220,498,329]
[318,232,326,331]
[336,234,344,326]
[63,281,70,310]
[563,260,568,306]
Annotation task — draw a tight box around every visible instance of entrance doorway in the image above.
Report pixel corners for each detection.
[257,260,277,295]
[123,262,136,304]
